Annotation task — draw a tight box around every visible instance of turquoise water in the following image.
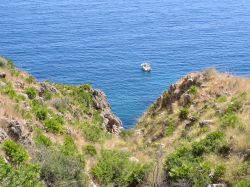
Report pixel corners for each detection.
[0,0,250,128]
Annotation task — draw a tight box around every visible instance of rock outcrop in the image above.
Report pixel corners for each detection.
[92,89,122,134]
[8,119,24,140]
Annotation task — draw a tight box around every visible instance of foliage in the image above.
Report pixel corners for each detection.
[34,129,52,147]
[179,107,189,120]
[82,123,103,142]
[91,150,151,186]
[25,75,36,84]
[84,145,97,156]
[44,114,65,134]
[79,84,92,91]
[32,102,48,121]
[1,82,25,102]
[72,86,93,107]
[165,132,226,186]
[0,156,43,187]
[43,89,52,100]
[212,164,226,182]
[25,87,38,99]
[233,180,250,187]
[164,118,176,137]
[3,140,29,165]
[188,85,198,95]
[40,148,85,187]
[221,112,239,128]
[216,96,227,103]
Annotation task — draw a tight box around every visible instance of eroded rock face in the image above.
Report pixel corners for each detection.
[153,73,204,112]
[0,128,8,143]
[92,89,122,134]
[8,119,24,140]
[39,82,59,96]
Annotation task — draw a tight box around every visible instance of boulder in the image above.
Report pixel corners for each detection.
[207,184,227,187]
[15,81,24,89]
[0,129,8,143]
[92,89,122,134]
[0,72,6,78]
[8,119,24,140]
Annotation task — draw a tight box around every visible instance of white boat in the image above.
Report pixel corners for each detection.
[141,63,152,72]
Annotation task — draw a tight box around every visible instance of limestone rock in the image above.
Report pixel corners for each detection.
[8,119,24,140]
[39,82,59,96]
[199,120,214,127]
[0,72,6,78]
[92,89,122,134]
[0,128,8,143]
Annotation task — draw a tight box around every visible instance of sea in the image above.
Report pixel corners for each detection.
[0,0,250,128]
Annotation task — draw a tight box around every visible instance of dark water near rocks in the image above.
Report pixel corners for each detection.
[0,0,250,128]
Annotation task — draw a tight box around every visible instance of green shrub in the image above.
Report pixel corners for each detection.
[92,150,151,186]
[188,85,198,95]
[25,87,37,99]
[6,59,15,69]
[82,124,102,142]
[213,164,226,182]
[216,96,227,103]
[1,83,25,102]
[40,148,85,187]
[32,101,48,121]
[43,90,52,100]
[84,145,97,156]
[222,113,239,127]
[226,92,247,113]
[165,147,211,185]
[233,180,250,187]
[80,84,92,91]
[44,115,64,134]
[92,111,103,126]
[25,76,36,84]
[165,123,176,137]
[73,87,93,107]
[0,156,42,187]
[179,107,189,120]
[34,130,52,147]
[3,140,29,164]
[61,136,78,156]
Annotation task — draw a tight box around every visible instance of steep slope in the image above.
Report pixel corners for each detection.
[0,55,249,187]
[136,69,250,186]
[0,56,151,187]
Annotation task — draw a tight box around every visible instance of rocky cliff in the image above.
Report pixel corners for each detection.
[0,56,249,187]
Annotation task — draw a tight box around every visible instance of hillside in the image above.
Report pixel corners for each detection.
[0,56,249,187]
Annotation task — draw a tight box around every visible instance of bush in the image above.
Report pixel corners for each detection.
[80,84,92,91]
[1,83,25,102]
[43,90,52,100]
[216,96,227,103]
[84,145,97,156]
[91,150,151,186]
[233,180,250,187]
[40,148,85,187]
[3,140,29,164]
[32,101,48,121]
[212,164,226,182]
[25,76,36,84]
[188,85,198,95]
[34,130,52,147]
[0,156,42,187]
[82,124,102,142]
[221,113,239,127]
[165,147,211,185]
[44,115,64,134]
[179,107,189,120]
[165,119,176,137]
[73,87,93,107]
[25,87,37,99]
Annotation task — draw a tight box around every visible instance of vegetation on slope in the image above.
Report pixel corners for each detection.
[0,56,249,187]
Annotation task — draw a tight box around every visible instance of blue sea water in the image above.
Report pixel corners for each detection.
[0,0,250,128]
